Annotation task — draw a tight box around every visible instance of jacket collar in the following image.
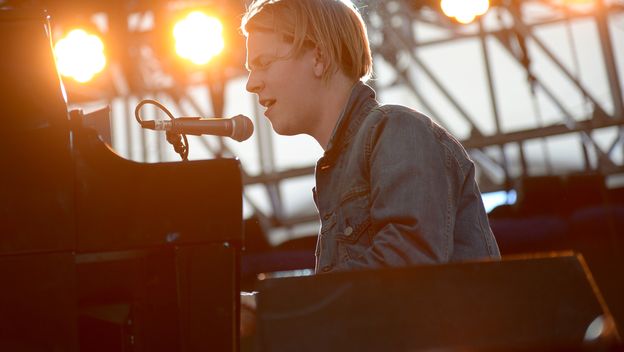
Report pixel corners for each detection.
[323,82,378,160]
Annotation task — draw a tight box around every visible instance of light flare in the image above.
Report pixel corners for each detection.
[54,29,106,83]
[173,11,225,65]
[441,0,490,24]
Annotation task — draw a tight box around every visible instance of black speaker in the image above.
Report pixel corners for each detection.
[255,253,618,351]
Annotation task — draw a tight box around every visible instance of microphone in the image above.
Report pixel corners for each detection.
[140,114,254,142]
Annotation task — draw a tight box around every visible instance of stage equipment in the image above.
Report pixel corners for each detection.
[54,28,106,83]
[173,10,225,65]
[440,0,490,24]
[255,253,618,351]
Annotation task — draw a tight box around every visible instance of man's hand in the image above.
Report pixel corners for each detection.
[240,292,257,337]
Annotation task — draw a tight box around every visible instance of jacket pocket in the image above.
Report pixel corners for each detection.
[335,188,371,261]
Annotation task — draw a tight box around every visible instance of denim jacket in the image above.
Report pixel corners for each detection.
[313,82,500,274]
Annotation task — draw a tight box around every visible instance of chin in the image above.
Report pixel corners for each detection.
[268,119,296,136]
[273,126,298,136]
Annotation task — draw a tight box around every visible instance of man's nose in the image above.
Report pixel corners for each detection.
[246,72,263,93]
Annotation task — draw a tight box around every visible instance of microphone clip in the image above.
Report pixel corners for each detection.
[165,131,188,160]
[134,99,190,161]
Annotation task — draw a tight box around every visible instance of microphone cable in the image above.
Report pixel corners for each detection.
[135,99,189,161]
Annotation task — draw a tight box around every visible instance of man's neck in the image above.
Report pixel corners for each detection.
[311,75,357,151]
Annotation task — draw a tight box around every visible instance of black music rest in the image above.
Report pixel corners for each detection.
[255,254,618,352]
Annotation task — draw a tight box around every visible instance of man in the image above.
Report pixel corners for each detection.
[239,0,500,335]
[243,0,500,272]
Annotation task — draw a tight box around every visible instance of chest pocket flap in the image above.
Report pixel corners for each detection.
[334,187,371,244]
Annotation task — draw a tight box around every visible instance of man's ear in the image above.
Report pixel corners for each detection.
[312,46,325,78]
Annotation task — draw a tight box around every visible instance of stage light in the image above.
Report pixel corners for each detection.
[173,11,224,65]
[561,0,595,8]
[54,29,106,83]
[440,0,490,24]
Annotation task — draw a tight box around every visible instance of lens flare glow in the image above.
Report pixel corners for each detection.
[54,29,106,83]
[173,11,224,65]
[561,0,595,10]
[441,0,490,24]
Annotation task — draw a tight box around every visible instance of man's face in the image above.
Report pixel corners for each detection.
[245,31,320,136]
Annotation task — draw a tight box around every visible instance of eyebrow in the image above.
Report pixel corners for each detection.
[246,54,275,72]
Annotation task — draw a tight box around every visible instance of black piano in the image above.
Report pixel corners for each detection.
[0,8,242,351]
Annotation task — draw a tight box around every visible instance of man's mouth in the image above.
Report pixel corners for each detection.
[260,99,276,109]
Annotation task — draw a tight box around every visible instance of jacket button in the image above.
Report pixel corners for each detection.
[344,226,353,236]
[323,213,331,220]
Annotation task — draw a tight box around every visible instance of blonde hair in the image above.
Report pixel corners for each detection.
[241,0,373,82]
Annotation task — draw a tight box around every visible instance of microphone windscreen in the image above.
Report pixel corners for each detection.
[231,115,254,142]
